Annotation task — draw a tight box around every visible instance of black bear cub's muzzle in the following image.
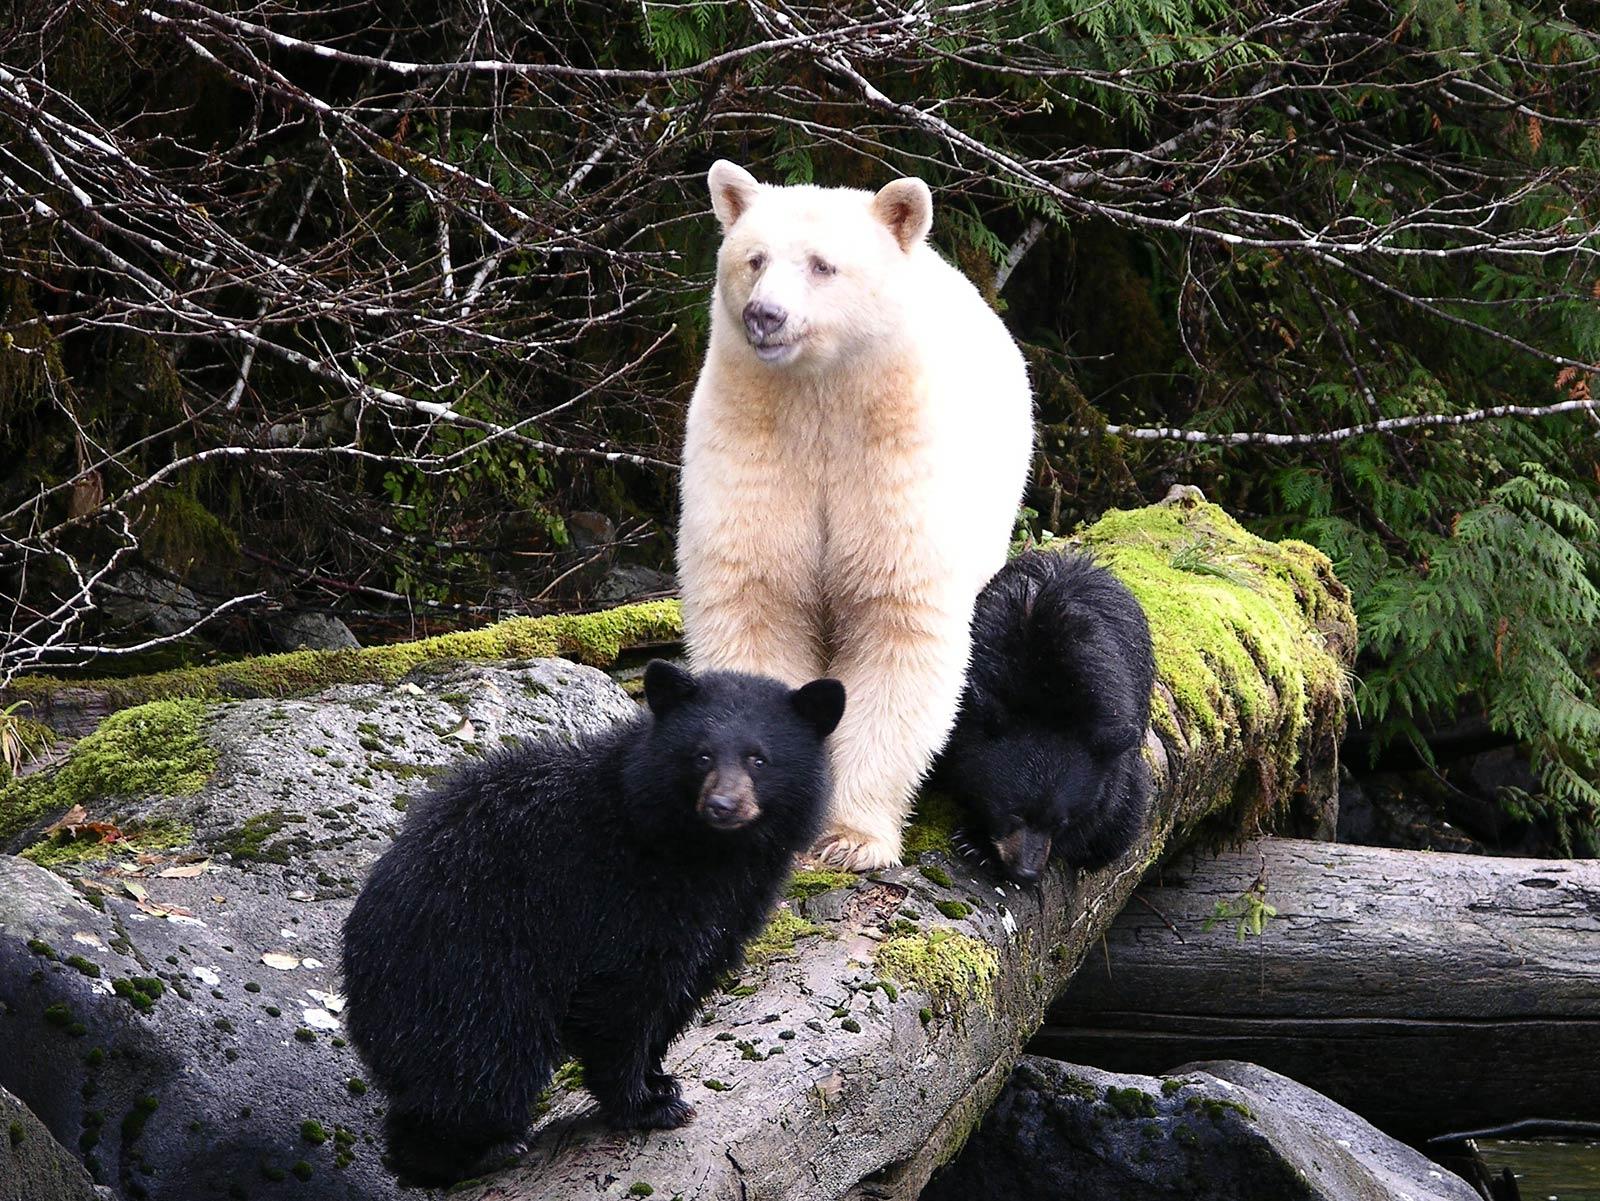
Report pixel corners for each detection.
[697,769,761,830]
[995,828,1052,884]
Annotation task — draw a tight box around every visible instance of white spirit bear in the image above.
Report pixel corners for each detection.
[678,160,1034,869]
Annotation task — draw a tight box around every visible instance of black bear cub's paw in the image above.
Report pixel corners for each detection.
[605,1076,697,1130]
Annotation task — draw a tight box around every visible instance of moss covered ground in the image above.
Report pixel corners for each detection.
[5,600,682,711]
[0,699,216,846]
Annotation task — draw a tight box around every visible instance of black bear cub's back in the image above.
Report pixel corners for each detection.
[340,661,845,1187]
[943,550,1155,883]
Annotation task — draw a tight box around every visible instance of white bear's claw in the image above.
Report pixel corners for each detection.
[812,829,902,872]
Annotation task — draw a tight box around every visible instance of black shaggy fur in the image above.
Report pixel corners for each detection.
[341,661,845,1187]
[942,550,1156,884]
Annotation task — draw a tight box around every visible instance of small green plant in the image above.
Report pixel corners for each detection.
[1202,863,1276,942]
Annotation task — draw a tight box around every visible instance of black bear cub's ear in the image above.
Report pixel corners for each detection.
[791,678,846,739]
[643,660,699,717]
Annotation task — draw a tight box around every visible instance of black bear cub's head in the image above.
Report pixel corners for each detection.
[639,660,845,847]
[948,719,1143,884]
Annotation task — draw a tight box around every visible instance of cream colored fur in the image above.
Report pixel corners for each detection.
[678,161,1035,870]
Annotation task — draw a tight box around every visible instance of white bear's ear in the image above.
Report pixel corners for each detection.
[707,160,762,230]
[871,177,933,252]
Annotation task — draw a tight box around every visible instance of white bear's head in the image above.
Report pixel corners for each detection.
[706,160,933,372]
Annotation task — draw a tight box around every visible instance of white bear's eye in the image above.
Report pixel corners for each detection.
[809,256,836,277]
[747,252,767,272]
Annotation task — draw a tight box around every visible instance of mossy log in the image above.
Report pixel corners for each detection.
[1,600,682,736]
[470,488,1355,1201]
[1037,835,1600,1143]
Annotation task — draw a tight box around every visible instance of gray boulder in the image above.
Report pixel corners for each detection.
[920,1057,1478,1201]
[0,1084,107,1201]
[266,612,361,652]
[0,659,636,1200]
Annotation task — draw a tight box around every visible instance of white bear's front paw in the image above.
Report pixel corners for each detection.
[812,828,902,872]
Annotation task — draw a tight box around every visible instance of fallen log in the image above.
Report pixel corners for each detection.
[471,489,1355,1201]
[1037,836,1600,1142]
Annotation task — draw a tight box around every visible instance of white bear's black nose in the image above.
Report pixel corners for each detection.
[742,300,787,341]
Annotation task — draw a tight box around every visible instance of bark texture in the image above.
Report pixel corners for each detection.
[1038,836,1600,1141]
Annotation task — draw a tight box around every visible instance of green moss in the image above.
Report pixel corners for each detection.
[933,900,971,920]
[918,1007,933,1025]
[291,1160,314,1182]
[0,700,216,845]
[5,600,683,711]
[1186,1095,1257,1123]
[1161,1078,1185,1096]
[294,1027,316,1043]
[702,1079,730,1092]
[627,1184,655,1197]
[7,1120,23,1147]
[902,791,963,857]
[1071,495,1351,825]
[120,1096,158,1143]
[839,1017,861,1033]
[64,955,101,978]
[550,1059,585,1091]
[744,907,824,965]
[26,938,54,958]
[1105,1086,1158,1118]
[1058,1073,1100,1102]
[873,927,999,1017]
[112,977,164,1012]
[43,1003,75,1028]
[785,868,857,899]
[345,1078,367,1096]
[918,864,954,888]
[213,809,298,863]
[22,820,194,869]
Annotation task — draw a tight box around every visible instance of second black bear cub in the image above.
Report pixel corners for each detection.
[942,550,1155,884]
[341,661,845,1186]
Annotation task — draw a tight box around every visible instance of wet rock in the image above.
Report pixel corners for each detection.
[0,1083,107,1201]
[266,612,361,652]
[921,1057,1478,1201]
[0,659,636,1200]
[593,565,676,605]
[101,570,210,638]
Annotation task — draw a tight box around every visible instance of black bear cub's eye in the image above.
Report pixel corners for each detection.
[694,752,712,767]
[747,754,765,769]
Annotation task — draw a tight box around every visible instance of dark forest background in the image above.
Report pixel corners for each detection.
[4,0,1599,846]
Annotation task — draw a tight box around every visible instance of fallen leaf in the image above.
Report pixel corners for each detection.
[41,805,88,835]
[158,863,209,879]
[261,952,300,971]
[123,881,148,902]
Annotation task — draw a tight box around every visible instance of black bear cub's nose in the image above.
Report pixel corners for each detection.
[742,300,787,341]
[703,793,740,820]
[1008,863,1042,885]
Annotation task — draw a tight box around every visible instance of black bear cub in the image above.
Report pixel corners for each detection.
[341,661,845,1186]
[942,550,1155,884]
